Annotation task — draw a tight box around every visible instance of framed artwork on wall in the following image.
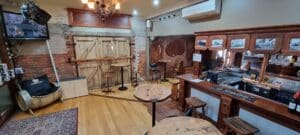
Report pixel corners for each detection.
[208,35,227,50]
[227,34,250,52]
[282,32,300,56]
[250,33,283,54]
[195,36,208,50]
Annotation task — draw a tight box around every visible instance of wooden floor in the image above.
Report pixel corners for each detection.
[90,78,177,101]
[12,96,152,135]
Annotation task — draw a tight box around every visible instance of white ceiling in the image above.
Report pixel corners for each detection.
[1,0,205,19]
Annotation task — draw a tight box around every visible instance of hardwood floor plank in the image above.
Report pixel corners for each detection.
[11,96,152,135]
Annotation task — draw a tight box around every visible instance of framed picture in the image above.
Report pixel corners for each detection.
[250,33,283,54]
[208,35,227,50]
[227,34,250,52]
[282,32,300,56]
[195,36,208,50]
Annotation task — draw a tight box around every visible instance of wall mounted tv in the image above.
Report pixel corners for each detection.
[1,11,49,40]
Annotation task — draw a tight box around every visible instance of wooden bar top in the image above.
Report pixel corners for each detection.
[177,73,300,132]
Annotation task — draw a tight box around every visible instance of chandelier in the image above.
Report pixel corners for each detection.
[81,0,120,21]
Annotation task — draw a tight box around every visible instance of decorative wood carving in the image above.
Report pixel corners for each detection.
[195,36,209,50]
[208,35,227,50]
[282,32,300,56]
[227,34,250,52]
[67,8,131,29]
[250,33,283,54]
[166,39,185,57]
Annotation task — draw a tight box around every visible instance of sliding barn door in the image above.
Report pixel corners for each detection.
[74,36,131,90]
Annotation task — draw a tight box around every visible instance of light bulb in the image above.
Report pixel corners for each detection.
[81,0,88,4]
[87,2,95,9]
[115,2,120,10]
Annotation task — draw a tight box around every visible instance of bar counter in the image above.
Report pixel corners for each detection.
[177,73,300,133]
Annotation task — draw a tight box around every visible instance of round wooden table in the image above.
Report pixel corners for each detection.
[111,63,130,91]
[134,84,171,126]
[148,116,222,135]
[158,59,171,82]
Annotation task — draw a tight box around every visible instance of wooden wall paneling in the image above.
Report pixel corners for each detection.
[282,32,300,56]
[67,8,131,29]
[250,33,283,54]
[227,34,250,52]
[195,36,209,50]
[208,35,227,50]
[166,39,186,57]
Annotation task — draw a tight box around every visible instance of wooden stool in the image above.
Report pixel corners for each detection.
[169,79,180,100]
[131,72,139,87]
[223,116,259,135]
[103,71,114,94]
[185,97,206,117]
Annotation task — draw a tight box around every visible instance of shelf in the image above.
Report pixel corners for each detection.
[265,72,300,81]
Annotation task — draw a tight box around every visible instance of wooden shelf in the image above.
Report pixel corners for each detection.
[265,72,300,81]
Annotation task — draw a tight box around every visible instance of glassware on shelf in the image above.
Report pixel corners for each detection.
[294,57,300,67]
[269,55,277,65]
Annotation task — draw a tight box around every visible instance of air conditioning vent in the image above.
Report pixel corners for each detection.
[182,0,222,21]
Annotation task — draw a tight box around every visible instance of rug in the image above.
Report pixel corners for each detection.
[0,108,78,135]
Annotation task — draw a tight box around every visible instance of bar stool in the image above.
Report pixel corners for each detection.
[185,97,206,118]
[131,72,139,87]
[169,79,180,101]
[102,71,114,94]
[223,116,259,135]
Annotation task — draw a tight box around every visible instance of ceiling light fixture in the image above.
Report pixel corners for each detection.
[153,0,160,6]
[132,9,138,16]
[82,0,120,21]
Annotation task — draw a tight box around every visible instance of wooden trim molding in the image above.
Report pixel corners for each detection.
[195,36,209,50]
[282,32,300,56]
[67,8,131,29]
[195,24,300,36]
[249,33,283,54]
[227,34,250,52]
[208,35,227,50]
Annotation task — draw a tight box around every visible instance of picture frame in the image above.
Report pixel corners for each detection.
[208,35,227,50]
[250,33,283,54]
[227,34,250,52]
[195,36,208,50]
[282,32,300,56]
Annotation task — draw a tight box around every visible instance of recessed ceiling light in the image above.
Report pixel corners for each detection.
[153,0,160,6]
[132,9,138,16]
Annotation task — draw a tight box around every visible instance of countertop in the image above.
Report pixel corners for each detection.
[178,73,300,132]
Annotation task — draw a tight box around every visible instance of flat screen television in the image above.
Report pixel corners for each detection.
[1,11,49,40]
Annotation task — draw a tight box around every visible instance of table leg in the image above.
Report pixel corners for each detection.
[119,67,128,91]
[152,101,156,127]
[161,63,168,82]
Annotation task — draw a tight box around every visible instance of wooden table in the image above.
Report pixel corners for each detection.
[158,59,171,82]
[148,116,222,135]
[134,84,171,126]
[111,63,130,91]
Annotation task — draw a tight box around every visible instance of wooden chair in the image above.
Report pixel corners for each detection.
[150,63,161,83]
[223,116,259,135]
[169,79,180,101]
[173,60,183,77]
[185,97,206,118]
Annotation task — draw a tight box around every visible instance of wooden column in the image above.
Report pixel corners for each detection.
[259,54,270,82]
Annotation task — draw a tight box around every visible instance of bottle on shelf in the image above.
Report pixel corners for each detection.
[296,102,300,115]
[288,98,297,113]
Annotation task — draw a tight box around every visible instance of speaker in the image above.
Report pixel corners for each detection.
[21,1,51,25]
